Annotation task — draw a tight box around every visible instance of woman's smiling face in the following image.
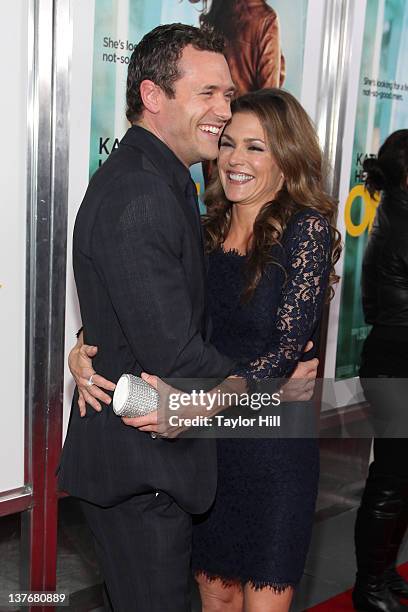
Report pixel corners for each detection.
[218,111,284,208]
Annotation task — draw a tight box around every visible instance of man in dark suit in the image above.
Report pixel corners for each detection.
[61,22,318,611]
[59,24,236,612]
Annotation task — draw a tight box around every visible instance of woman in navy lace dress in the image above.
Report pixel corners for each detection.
[189,90,340,611]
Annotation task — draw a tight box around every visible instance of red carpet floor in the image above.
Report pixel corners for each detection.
[306,562,408,611]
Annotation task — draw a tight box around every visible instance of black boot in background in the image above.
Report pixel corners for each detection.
[384,486,408,600]
[352,471,407,611]
[385,567,408,601]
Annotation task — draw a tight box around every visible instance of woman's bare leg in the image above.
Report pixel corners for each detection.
[243,584,294,612]
[196,572,244,612]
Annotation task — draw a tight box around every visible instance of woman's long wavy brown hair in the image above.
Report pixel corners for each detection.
[203,88,342,302]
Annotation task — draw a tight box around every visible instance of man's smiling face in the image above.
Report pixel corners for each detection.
[155,45,235,167]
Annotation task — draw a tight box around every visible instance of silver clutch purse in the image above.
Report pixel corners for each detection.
[113,373,159,418]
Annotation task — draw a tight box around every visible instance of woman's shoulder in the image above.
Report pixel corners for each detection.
[285,208,330,239]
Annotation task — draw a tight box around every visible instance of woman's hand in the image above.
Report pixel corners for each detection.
[68,333,116,417]
[121,373,192,438]
[121,373,245,438]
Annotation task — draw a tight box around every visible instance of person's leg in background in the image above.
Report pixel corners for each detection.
[353,332,408,611]
[374,439,408,600]
[80,491,192,612]
[353,439,408,611]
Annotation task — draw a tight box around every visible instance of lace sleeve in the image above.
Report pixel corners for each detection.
[233,213,331,383]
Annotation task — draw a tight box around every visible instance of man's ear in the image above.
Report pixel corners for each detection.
[139,80,162,114]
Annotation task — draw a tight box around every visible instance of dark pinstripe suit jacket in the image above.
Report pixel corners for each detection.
[58,126,234,513]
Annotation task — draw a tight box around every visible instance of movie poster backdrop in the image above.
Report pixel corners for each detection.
[64,0,329,429]
[332,0,408,381]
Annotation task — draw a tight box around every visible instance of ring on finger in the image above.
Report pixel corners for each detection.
[87,375,95,387]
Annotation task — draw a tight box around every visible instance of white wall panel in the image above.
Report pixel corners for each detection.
[0,2,28,493]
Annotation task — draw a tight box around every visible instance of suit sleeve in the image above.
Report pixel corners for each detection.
[92,173,234,379]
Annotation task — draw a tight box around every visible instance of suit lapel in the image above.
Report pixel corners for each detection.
[122,125,208,290]
[170,178,203,248]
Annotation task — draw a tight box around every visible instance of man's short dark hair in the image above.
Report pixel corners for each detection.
[126,23,225,123]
